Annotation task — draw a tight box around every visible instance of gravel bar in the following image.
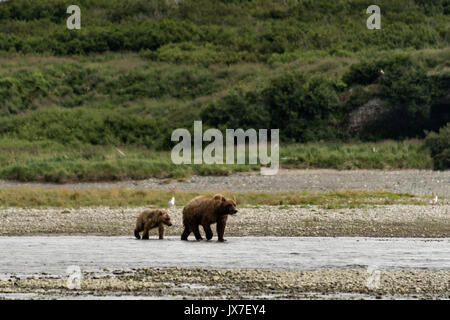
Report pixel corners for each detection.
[1,268,449,300]
[1,205,449,237]
[0,169,449,196]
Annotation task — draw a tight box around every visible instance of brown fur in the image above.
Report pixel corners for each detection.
[181,194,237,242]
[134,209,172,240]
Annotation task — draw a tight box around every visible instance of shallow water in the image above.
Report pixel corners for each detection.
[0,236,448,277]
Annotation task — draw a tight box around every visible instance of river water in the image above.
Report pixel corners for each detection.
[0,236,448,277]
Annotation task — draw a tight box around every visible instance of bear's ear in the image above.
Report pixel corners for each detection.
[213,194,225,202]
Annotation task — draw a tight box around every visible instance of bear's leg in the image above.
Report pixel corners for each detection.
[217,216,228,242]
[158,224,165,240]
[193,225,203,241]
[134,221,143,239]
[181,226,190,240]
[203,224,213,240]
[142,223,150,240]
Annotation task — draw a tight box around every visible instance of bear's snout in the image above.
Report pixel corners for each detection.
[231,209,238,215]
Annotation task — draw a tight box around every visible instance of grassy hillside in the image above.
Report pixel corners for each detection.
[1,0,449,57]
[0,0,448,181]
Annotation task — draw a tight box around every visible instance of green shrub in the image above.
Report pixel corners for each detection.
[263,72,340,142]
[425,123,450,170]
[0,70,50,114]
[201,89,270,130]
[103,66,217,100]
[0,107,170,149]
[343,54,446,139]
[202,72,341,142]
[0,0,448,57]
[0,62,220,116]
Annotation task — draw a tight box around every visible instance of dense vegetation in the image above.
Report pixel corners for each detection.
[425,123,450,170]
[1,0,449,57]
[0,0,448,180]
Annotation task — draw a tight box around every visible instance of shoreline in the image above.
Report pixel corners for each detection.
[1,267,449,300]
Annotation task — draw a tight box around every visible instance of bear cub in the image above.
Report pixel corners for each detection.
[134,209,173,240]
[181,194,237,242]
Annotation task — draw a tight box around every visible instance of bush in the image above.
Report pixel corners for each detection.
[0,62,220,116]
[425,123,450,170]
[201,89,270,130]
[263,72,340,142]
[0,107,170,149]
[0,0,448,58]
[343,54,446,139]
[202,72,341,142]
[0,70,50,114]
[103,66,217,100]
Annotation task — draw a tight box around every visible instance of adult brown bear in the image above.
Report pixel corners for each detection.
[134,209,172,240]
[181,194,237,242]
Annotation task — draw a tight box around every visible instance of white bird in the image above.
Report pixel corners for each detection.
[168,196,175,207]
[429,195,438,205]
[115,147,126,157]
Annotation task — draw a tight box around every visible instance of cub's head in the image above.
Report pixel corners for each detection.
[213,194,238,216]
[158,209,173,226]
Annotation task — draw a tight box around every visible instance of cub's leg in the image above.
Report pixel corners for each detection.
[181,225,191,240]
[217,216,228,242]
[193,224,203,241]
[158,224,165,240]
[202,223,213,240]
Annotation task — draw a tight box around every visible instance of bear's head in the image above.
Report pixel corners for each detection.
[214,194,238,216]
[159,210,173,226]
